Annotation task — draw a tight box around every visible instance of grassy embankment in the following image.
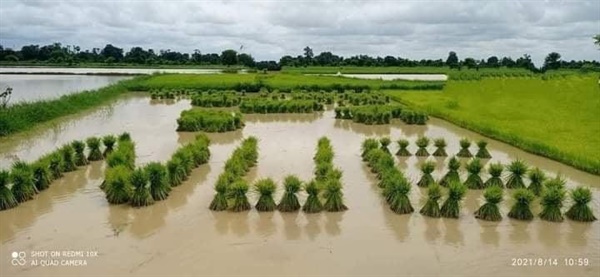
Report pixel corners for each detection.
[0,62,236,69]
[388,75,600,174]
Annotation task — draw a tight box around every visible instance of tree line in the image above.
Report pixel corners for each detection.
[0,41,598,72]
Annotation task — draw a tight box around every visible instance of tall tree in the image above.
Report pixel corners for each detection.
[100,44,123,62]
[446,51,459,69]
[221,49,238,66]
[543,52,561,70]
[237,53,255,67]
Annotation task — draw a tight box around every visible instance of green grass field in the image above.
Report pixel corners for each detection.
[388,75,600,174]
[282,66,533,75]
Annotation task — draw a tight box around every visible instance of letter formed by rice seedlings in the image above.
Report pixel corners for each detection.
[361,138,380,160]
[416,161,436,187]
[145,162,170,201]
[507,188,535,221]
[323,178,348,212]
[11,162,38,202]
[484,162,504,188]
[102,135,117,157]
[254,178,277,212]
[32,161,51,191]
[456,138,473,158]
[86,137,103,161]
[129,168,154,207]
[415,136,430,157]
[475,186,503,221]
[440,181,467,218]
[302,180,323,213]
[505,159,528,189]
[565,187,597,222]
[439,156,461,187]
[539,185,565,222]
[379,137,391,155]
[464,158,485,189]
[72,140,89,166]
[0,170,18,210]
[49,153,63,179]
[432,138,448,157]
[395,139,411,157]
[475,140,492,159]
[209,173,231,211]
[420,183,442,217]
[278,175,302,212]
[527,168,546,196]
[229,180,251,212]
[388,176,414,214]
[104,165,133,204]
[61,144,77,172]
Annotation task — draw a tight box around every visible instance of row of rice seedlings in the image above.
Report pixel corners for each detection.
[313,137,348,212]
[239,99,324,114]
[176,109,244,132]
[105,134,211,207]
[190,92,241,107]
[337,92,389,106]
[149,88,200,100]
[394,137,491,159]
[291,91,336,104]
[334,105,428,125]
[209,137,258,211]
[0,134,122,211]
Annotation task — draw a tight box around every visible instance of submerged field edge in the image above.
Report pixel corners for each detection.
[388,94,600,176]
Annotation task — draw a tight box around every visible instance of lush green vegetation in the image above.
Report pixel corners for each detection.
[389,75,600,174]
[191,92,241,107]
[335,105,428,125]
[240,99,323,113]
[176,109,243,132]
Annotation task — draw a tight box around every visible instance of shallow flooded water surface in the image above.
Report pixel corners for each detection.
[0,95,598,276]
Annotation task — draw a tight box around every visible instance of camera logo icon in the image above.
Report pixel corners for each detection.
[11,251,26,266]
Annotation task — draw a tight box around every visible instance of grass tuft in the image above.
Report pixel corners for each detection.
[475,186,503,221]
[439,156,461,187]
[415,136,430,156]
[440,181,467,218]
[420,183,442,217]
[506,159,528,189]
[565,187,597,222]
[456,138,473,158]
[395,139,411,156]
[507,188,535,221]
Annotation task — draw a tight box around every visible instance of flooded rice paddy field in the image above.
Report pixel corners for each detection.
[0,94,598,276]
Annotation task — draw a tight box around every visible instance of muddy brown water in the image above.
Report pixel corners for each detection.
[0,94,598,276]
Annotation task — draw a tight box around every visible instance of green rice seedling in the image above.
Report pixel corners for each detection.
[129,168,154,207]
[527,168,546,196]
[166,158,184,186]
[539,186,565,222]
[11,161,37,202]
[456,138,472,158]
[32,161,51,191]
[475,140,492,159]
[49,153,63,179]
[387,177,414,214]
[505,159,528,189]
[229,180,251,212]
[72,140,89,166]
[145,162,170,201]
[465,158,484,189]
[484,162,504,188]
[440,181,467,218]
[315,162,333,182]
[507,188,535,221]
[361,138,380,160]
[302,180,323,213]
[102,135,117,157]
[474,186,503,221]
[278,175,302,212]
[104,165,133,204]
[86,137,103,161]
[61,145,77,172]
[173,150,194,179]
[395,139,411,156]
[209,174,231,211]
[0,170,18,210]
[416,161,436,187]
[420,182,442,217]
[432,138,448,157]
[544,175,566,191]
[254,178,277,212]
[415,136,430,157]
[381,169,406,203]
[439,156,461,187]
[565,187,597,222]
[323,178,348,212]
[118,132,132,142]
[379,137,391,154]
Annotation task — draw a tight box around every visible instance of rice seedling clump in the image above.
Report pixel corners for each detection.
[254,178,277,212]
[129,168,154,207]
[474,186,503,221]
[32,161,51,191]
[323,178,348,212]
[10,161,37,203]
[395,139,411,156]
[475,140,492,159]
[439,156,461,187]
[379,137,391,154]
[527,167,546,196]
[565,187,597,222]
[464,158,485,189]
[229,180,251,212]
[104,165,133,204]
[420,183,442,217]
[539,185,565,222]
[102,135,117,157]
[61,145,77,172]
[432,138,448,157]
[239,99,324,113]
[415,136,430,156]
[507,188,535,221]
[440,181,467,218]
[483,162,504,188]
[0,170,18,210]
[416,161,436,187]
[72,140,89,166]
[278,175,302,212]
[145,162,170,201]
[302,180,323,213]
[86,137,103,161]
[456,138,473,158]
[177,109,244,132]
[361,138,380,160]
[505,159,528,189]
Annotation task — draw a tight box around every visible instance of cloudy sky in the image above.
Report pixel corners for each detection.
[0,0,598,65]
